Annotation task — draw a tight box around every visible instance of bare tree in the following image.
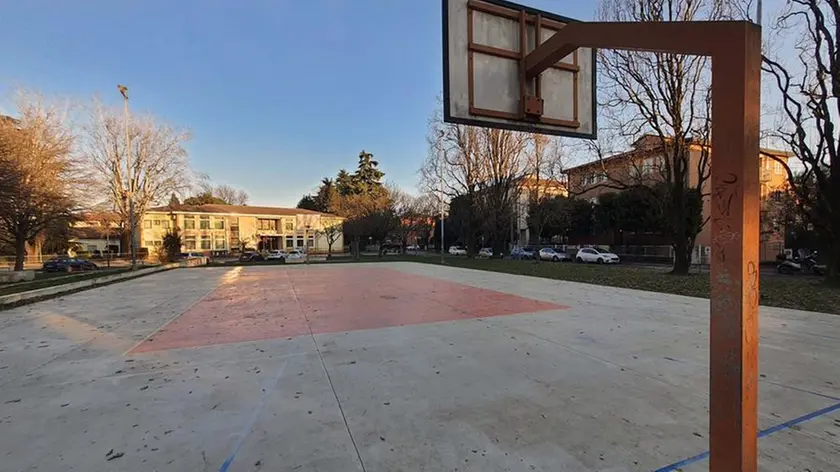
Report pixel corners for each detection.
[0,92,79,270]
[592,0,720,274]
[319,218,343,256]
[199,181,249,206]
[523,134,567,263]
[421,109,484,256]
[388,186,434,253]
[757,0,840,283]
[83,101,192,250]
[474,128,528,257]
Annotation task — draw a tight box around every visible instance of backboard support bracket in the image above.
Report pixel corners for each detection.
[525,21,762,472]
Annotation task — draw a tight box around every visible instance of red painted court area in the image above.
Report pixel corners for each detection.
[132,266,566,353]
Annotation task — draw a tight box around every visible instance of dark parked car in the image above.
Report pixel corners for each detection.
[43,257,98,273]
[239,252,265,262]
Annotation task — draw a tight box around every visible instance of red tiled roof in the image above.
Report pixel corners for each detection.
[565,134,793,173]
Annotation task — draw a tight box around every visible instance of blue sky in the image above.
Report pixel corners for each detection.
[0,0,595,206]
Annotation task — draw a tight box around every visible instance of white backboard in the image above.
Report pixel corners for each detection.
[442,0,596,138]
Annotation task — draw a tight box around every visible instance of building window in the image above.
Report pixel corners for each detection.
[200,216,210,229]
[307,235,314,248]
[214,236,226,250]
[200,235,211,249]
[214,219,225,230]
[184,236,196,250]
[153,240,162,247]
[258,219,277,231]
[162,220,170,229]
[154,220,161,226]
[296,237,304,248]
[144,240,154,247]
[285,222,294,232]
[774,161,783,175]
[286,236,294,248]
[144,220,152,229]
[184,217,195,230]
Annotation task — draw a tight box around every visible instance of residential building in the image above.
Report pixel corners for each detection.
[566,135,792,259]
[141,204,344,255]
[69,211,122,254]
[512,176,569,245]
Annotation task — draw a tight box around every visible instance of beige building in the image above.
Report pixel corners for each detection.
[512,176,569,244]
[141,204,344,255]
[70,211,122,255]
[566,135,792,258]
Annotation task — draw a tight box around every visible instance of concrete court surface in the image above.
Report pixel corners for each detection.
[0,263,838,472]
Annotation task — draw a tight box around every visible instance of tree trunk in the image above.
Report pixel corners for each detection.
[669,182,693,275]
[14,235,27,271]
[827,220,840,286]
[671,238,692,275]
[120,228,131,257]
[465,193,476,258]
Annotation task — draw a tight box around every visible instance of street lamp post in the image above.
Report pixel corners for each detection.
[118,84,137,269]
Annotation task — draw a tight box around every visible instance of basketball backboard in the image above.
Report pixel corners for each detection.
[442,0,596,138]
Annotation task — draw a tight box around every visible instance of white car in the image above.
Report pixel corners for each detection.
[539,247,569,262]
[285,250,306,263]
[265,250,288,260]
[448,246,467,256]
[478,247,493,258]
[575,247,620,264]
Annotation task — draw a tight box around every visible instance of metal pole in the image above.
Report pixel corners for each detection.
[118,84,136,269]
[709,24,762,472]
[756,0,762,26]
[129,197,137,268]
[438,130,445,264]
[522,21,761,470]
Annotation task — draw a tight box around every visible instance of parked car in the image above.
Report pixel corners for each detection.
[239,252,265,262]
[285,250,306,262]
[511,246,535,260]
[575,247,620,264]
[539,247,569,262]
[265,250,288,260]
[478,247,493,258]
[43,257,98,273]
[448,246,467,256]
[175,252,209,265]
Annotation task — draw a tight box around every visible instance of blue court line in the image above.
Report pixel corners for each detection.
[219,360,288,472]
[654,400,840,472]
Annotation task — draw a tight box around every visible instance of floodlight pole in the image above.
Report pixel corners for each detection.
[526,21,762,471]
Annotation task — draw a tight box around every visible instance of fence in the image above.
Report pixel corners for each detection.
[0,253,141,271]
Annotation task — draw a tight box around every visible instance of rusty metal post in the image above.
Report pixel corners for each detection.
[709,24,762,472]
[523,19,763,471]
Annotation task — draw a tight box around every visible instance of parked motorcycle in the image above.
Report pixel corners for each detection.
[777,251,826,275]
[777,259,802,275]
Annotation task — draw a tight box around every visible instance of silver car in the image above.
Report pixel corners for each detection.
[539,247,569,262]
